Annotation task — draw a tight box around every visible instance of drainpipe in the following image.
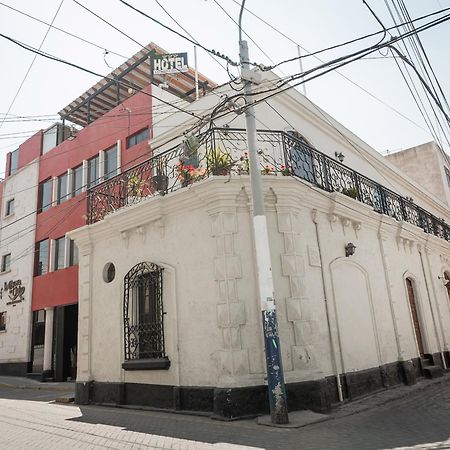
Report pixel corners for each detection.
[418,245,447,369]
[377,222,403,362]
[423,245,447,369]
[312,210,343,402]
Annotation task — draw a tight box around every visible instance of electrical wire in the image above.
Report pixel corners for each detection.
[0,1,127,58]
[117,0,239,67]
[0,0,65,131]
[226,0,447,133]
[0,32,203,120]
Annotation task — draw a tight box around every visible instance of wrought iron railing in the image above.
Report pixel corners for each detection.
[87,128,450,243]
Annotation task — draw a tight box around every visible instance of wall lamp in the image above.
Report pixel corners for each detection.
[438,276,450,288]
[335,151,345,163]
[345,242,356,257]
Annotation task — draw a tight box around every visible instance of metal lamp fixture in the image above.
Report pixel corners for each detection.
[335,151,345,163]
[438,276,450,288]
[345,242,356,257]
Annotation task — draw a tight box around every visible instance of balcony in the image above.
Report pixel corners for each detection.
[87,128,450,243]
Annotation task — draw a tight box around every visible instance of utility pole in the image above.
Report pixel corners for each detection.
[238,1,289,425]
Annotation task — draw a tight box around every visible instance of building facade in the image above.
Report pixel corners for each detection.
[69,79,450,418]
[385,141,450,207]
[0,43,213,380]
[0,149,39,375]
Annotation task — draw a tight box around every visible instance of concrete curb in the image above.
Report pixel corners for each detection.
[0,382,75,392]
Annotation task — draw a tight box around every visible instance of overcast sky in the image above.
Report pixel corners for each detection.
[0,0,449,176]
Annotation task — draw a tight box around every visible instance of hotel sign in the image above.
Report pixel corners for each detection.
[152,53,189,75]
[0,279,25,306]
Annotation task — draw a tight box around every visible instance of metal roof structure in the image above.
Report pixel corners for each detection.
[58,43,217,127]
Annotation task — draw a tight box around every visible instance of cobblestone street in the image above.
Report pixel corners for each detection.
[0,376,450,449]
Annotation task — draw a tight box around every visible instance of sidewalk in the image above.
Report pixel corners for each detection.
[0,375,75,392]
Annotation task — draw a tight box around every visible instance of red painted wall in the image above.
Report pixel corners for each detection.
[32,266,78,310]
[18,131,43,167]
[31,85,154,311]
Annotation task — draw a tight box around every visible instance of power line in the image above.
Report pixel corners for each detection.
[153,0,231,78]
[117,0,239,67]
[0,0,65,131]
[235,11,450,113]
[226,0,450,134]
[0,1,127,59]
[0,31,203,120]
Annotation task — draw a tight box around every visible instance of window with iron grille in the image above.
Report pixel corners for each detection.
[123,262,169,369]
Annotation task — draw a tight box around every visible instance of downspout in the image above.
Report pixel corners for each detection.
[418,245,447,369]
[423,245,447,369]
[377,222,403,362]
[312,210,343,402]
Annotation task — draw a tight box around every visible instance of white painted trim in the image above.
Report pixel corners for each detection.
[82,160,88,192]
[117,140,122,175]
[49,239,55,273]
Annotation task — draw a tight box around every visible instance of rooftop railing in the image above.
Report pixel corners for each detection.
[87,128,450,243]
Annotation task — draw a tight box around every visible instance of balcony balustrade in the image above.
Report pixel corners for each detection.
[87,128,450,243]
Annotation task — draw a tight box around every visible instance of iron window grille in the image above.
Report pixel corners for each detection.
[123,262,165,361]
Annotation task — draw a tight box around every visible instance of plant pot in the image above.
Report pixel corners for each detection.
[151,174,169,192]
[212,168,230,176]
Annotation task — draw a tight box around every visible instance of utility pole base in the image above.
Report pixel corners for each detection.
[262,309,289,425]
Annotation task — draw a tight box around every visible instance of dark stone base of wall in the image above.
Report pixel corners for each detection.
[0,362,29,377]
[76,358,442,419]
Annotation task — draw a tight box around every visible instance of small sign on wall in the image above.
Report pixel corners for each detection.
[0,279,25,306]
[152,53,189,75]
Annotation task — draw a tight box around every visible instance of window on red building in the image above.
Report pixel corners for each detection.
[35,239,49,276]
[57,173,68,204]
[69,239,79,266]
[72,165,83,196]
[54,237,65,271]
[127,128,149,148]
[38,179,52,213]
[87,155,100,188]
[105,145,118,180]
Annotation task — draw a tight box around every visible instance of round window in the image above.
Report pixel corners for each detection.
[103,262,116,283]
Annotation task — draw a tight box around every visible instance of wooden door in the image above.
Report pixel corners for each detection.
[406,278,425,356]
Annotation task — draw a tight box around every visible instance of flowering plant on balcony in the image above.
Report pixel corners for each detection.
[127,173,145,196]
[238,151,249,174]
[207,148,233,175]
[279,165,292,176]
[176,162,206,186]
[261,165,276,175]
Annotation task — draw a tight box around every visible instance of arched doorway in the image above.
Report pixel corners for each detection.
[406,278,425,356]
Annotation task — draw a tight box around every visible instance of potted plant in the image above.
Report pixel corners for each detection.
[237,151,249,174]
[341,186,358,199]
[176,161,206,187]
[261,165,276,175]
[127,172,144,196]
[207,148,233,175]
[279,165,291,176]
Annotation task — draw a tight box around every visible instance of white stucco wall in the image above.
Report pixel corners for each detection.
[0,161,39,365]
[70,176,450,390]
